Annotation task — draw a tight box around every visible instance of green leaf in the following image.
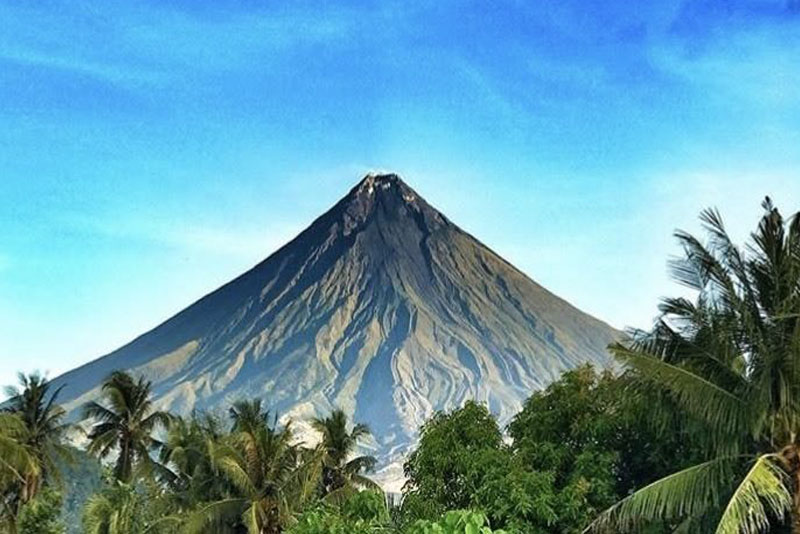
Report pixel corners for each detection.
[714,454,791,534]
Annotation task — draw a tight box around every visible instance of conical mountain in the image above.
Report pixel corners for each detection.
[51,174,618,486]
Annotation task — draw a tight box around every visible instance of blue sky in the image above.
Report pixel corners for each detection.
[1,0,799,385]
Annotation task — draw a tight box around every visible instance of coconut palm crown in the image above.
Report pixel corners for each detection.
[2,372,73,529]
[311,409,378,498]
[184,401,319,534]
[589,197,800,534]
[83,371,171,483]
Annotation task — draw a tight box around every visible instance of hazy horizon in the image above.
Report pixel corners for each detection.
[2,0,799,386]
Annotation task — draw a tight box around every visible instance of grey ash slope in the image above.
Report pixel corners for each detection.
[52,174,618,481]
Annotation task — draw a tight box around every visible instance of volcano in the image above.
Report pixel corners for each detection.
[51,173,618,488]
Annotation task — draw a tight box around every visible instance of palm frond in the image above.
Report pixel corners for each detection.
[351,473,382,492]
[345,455,377,474]
[215,456,258,498]
[322,484,358,505]
[181,498,247,534]
[611,345,748,435]
[242,503,261,534]
[586,455,747,532]
[714,454,791,534]
[83,401,120,423]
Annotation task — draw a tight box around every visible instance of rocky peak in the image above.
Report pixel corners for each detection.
[354,173,416,202]
[337,173,438,235]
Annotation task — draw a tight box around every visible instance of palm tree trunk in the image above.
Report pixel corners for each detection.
[9,501,20,534]
[792,446,800,534]
[793,492,800,533]
[119,439,131,481]
[794,477,800,534]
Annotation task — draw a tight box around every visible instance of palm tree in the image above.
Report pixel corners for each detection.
[0,413,38,532]
[588,198,800,534]
[4,373,72,501]
[230,399,272,435]
[83,371,171,483]
[184,404,320,534]
[159,412,230,508]
[0,414,35,483]
[82,481,143,534]
[311,409,378,498]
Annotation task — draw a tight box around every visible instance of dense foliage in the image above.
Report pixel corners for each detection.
[400,368,699,534]
[9,365,683,534]
[406,510,507,534]
[0,366,706,534]
[286,491,389,534]
[18,487,65,534]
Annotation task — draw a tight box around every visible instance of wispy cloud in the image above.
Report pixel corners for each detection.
[0,1,360,90]
[649,168,800,238]
[452,60,528,126]
[0,47,166,89]
[650,10,800,108]
[154,224,304,259]
[59,210,303,260]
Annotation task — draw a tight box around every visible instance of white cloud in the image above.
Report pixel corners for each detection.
[158,224,304,259]
[649,169,800,239]
[64,211,305,260]
[0,2,360,90]
[649,22,800,108]
[0,47,166,88]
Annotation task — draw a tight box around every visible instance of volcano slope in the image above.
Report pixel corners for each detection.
[50,174,618,487]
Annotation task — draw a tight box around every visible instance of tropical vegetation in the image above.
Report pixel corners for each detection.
[1,372,72,533]
[0,196,796,534]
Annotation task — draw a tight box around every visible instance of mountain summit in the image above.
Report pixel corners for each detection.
[51,173,618,488]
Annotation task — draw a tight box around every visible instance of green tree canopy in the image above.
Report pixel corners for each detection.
[17,487,65,534]
[402,401,559,533]
[403,401,504,517]
[286,490,389,534]
[158,412,231,509]
[406,510,507,534]
[4,373,72,489]
[0,413,38,532]
[509,365,703,532]
[82,480,177,534]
